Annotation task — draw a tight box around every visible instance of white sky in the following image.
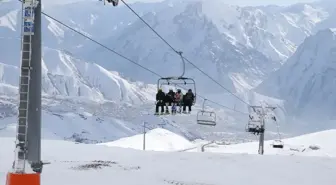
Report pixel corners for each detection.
[41,0,318,7]
[223,0,316,6]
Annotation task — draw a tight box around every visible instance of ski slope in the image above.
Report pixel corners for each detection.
[99,127,336,158]
[1,136,336,185]
[99,128,195,151]
[190,129,336,157]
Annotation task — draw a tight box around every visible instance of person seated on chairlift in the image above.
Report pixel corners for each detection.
[174,89,183,113]
[165,89,175,114]
[106,0,119,6]
[155,89,166,115]
[182,89,194,114]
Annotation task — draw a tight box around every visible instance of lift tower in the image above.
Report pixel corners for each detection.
[6,0,42,185]
[246,105,276,155]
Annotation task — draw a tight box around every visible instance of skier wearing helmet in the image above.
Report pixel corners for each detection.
[165,89,175,114]
[182,89,194,113]
[155,88,166,115]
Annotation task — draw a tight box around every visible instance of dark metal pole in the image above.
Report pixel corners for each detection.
[258,117,265,155]
[143,122,146,151]
[27,0,42,173]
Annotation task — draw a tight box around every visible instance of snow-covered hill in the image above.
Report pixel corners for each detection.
[96,127,336,158]
[198,129,336,157]
[256,28,336,123]
[99,128,195,151]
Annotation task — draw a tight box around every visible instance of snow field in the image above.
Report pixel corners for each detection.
[1,136,336,185]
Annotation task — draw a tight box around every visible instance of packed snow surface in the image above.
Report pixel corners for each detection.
[196,129,336,157]
[1,133,336,185]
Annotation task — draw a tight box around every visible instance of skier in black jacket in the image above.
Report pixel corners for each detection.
[106,0,119,6]
[183,89,195,113]
[164,89,175,113]
[155,89,166,114]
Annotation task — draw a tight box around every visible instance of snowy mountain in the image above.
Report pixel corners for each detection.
[88,0,278,94]
[79,0,336,94]
[0,0,256,144]
[1,0,336,143]
[0,47,156,103]
[256,28,336,123]
[2,0,335,92]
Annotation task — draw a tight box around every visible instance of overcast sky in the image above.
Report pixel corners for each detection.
[41,0,318,7]
[221,0,316,6]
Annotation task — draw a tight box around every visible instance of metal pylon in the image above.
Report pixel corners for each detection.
[13,0,37,173]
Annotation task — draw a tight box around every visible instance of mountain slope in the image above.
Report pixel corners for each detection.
[186,0,329,61]
[88,0,277,95]
[2,0,335,93]
[0,46,156,103]
[1,0,336,139]
[256,28,336,122]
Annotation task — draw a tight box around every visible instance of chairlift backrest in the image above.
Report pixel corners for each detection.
[158,77,196,103]
[272,140,284,148]
[197,109,216,126]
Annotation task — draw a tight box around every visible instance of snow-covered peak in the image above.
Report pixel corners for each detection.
[198,0,329,61]
[256,28,336,121]
[0,47,156,104]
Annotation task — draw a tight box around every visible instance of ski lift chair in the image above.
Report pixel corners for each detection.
[245,122,264,135]
[157,77,197,104]
[157,51,197,104]
[197,110,216,126]
[271,140,284,149]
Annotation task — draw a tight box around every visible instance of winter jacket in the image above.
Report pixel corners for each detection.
[165,91,175,102]
[174,92,183,102]
[184,92,194,102]
[156,91,165,101]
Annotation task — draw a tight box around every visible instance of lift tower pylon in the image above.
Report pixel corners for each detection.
[6,0,42,185]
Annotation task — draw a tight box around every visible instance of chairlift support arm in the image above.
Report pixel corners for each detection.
[177,51,185,78]
[202,98,207,111]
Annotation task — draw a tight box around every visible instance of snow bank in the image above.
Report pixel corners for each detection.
[201,129,336,157]
[98,128,195,151]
